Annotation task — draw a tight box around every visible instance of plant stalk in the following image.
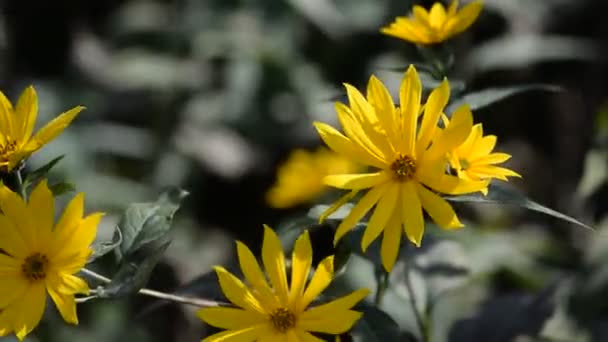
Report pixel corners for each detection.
[80,268,221,308]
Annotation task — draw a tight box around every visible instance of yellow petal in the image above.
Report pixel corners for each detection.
[0,90,15,138]
[28,105,84,152]
[399,65,422,155]
[236,241,279,309]
[447,0,459,16]
[202,325,269,342]
[300,288,368,321]
[12,282,47,340]
[299,310,363,334]
[289,231,313,307]
[197,307,266,330]
[429,2,447,29]
[298,256,334,312]
[324,172,389,190]
[334,184,387,244]
[261,225,289,304]
[381,19,431,44]
[366,75,399,148]
[0,186,37,250]
[15,86,38,142]
[454,123,483,158]
[446,0,483,35]
[27,180,54,244]
[319,190,358,224]
[416,183,463,229]
[54,192,84,237]
[48,287,78,324]
[214,266,267,314]
[423,173,489,195]
[0,274,28,307]
[381,212,403,271]
[423,104,472,163]
[56,273,90,295]
[294,329,326,342]
[313,121,386,169]
[335,102,389,163]
[472,152,512,165]
[53,212,103,270]
[361,184,398,252]
[412,5,430,24]
[416,79,450,157]
[0,253,21,276]
[0,214,28,258]
[401,182,424,247]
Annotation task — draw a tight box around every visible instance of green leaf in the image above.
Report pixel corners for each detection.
[49,182,76,196]
[89,228,123,263]
[350,304,404,342]
[115,187,189,261]
[444,182,594,231]
[307,203,354,222]
[97,238,172,298]
[22,155,65,189]
[446,84,563,115]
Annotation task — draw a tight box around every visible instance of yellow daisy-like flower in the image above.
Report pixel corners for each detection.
[0,86,84,172]
[313,65,488,271]
[381,0,483,45]
[266,148,359,209]
[198,226,369,342]
[449,123,521,190]
[0,180,103,340]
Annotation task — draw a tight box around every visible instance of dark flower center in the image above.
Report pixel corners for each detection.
[22,253,49,281]
[270,307,296,333]
[390,155,417,181]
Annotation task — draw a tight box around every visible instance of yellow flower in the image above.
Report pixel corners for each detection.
[0,180,103,340]
[266,148,359,208]
[0,86,84,172]
[313,65,488,271]
[381,0,483,45]
[449,123,521,190]
[198,225,369,341]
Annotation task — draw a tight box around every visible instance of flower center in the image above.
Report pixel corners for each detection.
[390,155,417,181]
[21,253,49,281]
[0,139,18,159]
[270,308,296,333]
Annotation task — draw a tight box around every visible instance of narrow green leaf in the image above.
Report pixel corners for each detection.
[48,182,76,196]
[89,227,123,263]
[446,84,563,115]
[350,304,405,342]
[22,155,65,189]
[444,182,594,231]
[115,187,189,261]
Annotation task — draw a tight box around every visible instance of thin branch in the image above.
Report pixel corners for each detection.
[80,268,221,308]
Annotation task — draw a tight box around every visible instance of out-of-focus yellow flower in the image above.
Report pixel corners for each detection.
[449,123,521,192]
[381,0,483,45]
[266,148,359,208]
[198,226,369,341]
[0,181,103,340]
[0,86,83,172]
[313,65,488,271]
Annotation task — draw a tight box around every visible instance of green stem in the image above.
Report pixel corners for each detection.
[80,268,221,308]
[374,269,390,306]
[404,265,429,342]
[14,169,27,200]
